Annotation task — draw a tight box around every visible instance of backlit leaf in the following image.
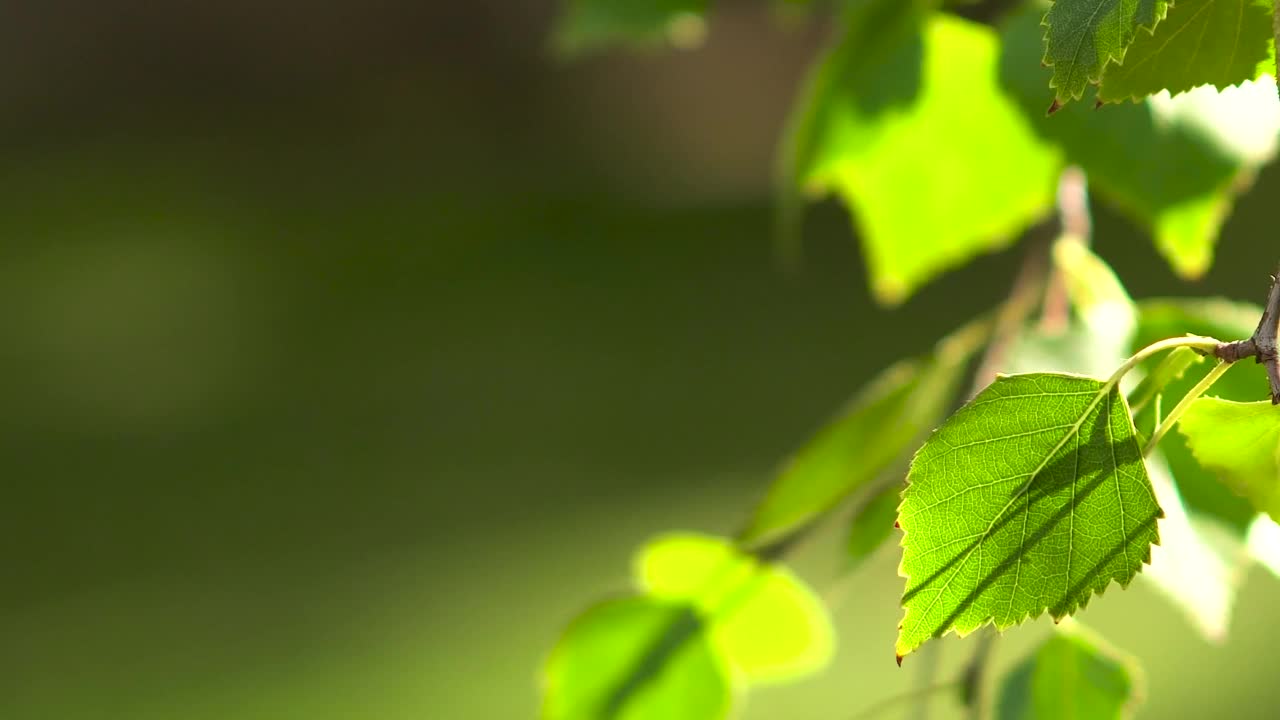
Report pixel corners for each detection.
[1042,0,1170,104]
[1097,0,1274,103]
[1179,398,1280,522]
[896,373,1160,660]
[542,596,733,720]
[996,623,1143,719]
[785,5,1059,303]
[635,533,834,682]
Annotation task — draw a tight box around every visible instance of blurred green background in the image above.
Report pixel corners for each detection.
[5,2,1280,718]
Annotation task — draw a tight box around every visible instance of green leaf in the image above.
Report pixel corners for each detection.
[1001,9,1253,279]
[1127,347,1203,416]
[785,6,1059,303]
[741,316,991,545]
[1042,0,1171,105]
[635,533,834,682]
[896,373,1161,660]
[1180,398,1280,522]
[996,623,1143,719]
[1133,299,1265,535]
[1098,0,1275,103]
[542,596,733,720]
[551,0,707,56]
[846,484,902,568]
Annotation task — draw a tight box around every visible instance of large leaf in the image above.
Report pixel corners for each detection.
[1180,398,1280,522]
[1097,0,1275,103]
[1002,9,1252,278]
[543,596,733,720]
[635,533,834,682]
[551,0,707,56]
[896,373,1161,660]
[741,316,990,545]
[1042,0,1171,104]
[996,623,1143,719]
[785,5,1059,303]
[1133,298,1265,535]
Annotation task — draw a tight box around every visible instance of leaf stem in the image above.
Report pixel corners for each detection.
[844,681,960,720]
[1106,335,1221,388]
[1143,361,1232,456]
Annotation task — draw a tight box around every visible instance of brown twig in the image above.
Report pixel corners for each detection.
[1212,264,1280,404]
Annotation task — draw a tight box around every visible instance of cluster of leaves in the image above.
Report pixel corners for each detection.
[542,0,1280,718]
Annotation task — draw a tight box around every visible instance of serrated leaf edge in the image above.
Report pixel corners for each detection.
[1040,0,1173,103]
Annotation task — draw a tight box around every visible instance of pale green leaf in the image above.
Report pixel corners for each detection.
[741,316,990,545]
[846,484,901,568]
[1002,8,1252,279]
[1179,398,1280,521]
[996,623,1143,719]
[896,373,1160,660]
[551,0,707,56]
[1098,0,1275,103]
[787,7,1059,303]
[1042,0,1171,104]
[1127,347,1203,416]
[636,533,834,682]
[542,596,733,720]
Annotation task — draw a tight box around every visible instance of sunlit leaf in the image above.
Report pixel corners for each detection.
[1127,347,1203,416]
[785,5,1059,303]
[1042,0,1170,104]
[996,622,1144,719]
[741,316,990,545]
[1097,0,1274,103]
[636,533,834,682]
[1179,398,1280,522]
[543,596,733,720]
[1001,9,1254,279]
[846,484,901,568]
[896,374,1160,660]
[551,0,707,56]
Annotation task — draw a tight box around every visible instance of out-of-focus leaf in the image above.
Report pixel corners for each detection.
[1133,298,1265,535]
[1142,453,1245,641]
[551,0,707,56]
[740,316,990,545]
[1042,0,1170,105]
[1097,0,1274,103]
[1180,398,1280,522]
[996,622,1143,719]
[1127,347,1203,416]
[542,596,733,720]
[1246,514,1280,577]
[636,533,833,682]
[845,484,901,568]
[1001,9,1256,279]
[896,373,1159,660]
[784,4,1059,303]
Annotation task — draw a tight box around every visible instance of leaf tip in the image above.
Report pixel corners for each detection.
[895,653,904,667]
[1046,98,1064,116]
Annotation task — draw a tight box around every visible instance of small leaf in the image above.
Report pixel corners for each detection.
[1127,347,1203,415]
[636,533,834,682]
[741,316,990,545]
[785,6,1059,303]
[996,623,1144,719]
[542,596,733,720]
[1179,398,1280,521]
[551,0,707,56]
[846,484,902,568]
[1042,0,1171,104]
[1097,0,1275,103]
[896,373,1161,660]
[1133,299,1266,536]
[1002,9,1256,279]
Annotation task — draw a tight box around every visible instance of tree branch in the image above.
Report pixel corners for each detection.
[1212,263,1280,404]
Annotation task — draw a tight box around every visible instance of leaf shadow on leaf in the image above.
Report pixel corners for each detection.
[903,414,1161,644]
